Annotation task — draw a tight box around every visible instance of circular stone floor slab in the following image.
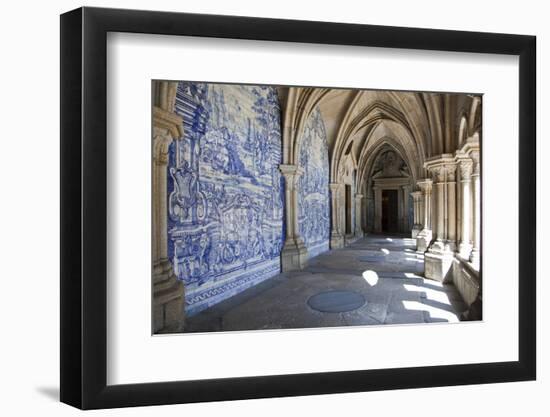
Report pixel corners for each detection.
[307,290,366,313]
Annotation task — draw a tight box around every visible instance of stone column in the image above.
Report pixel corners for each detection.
[446,165,457,251]
[416,179,432,252]
[152,105,185,333]
[424,156,457,283]
[410,191,423,238]
[469,151,481,267]
[402,185,410,232]
[373,186,383,233]
[280,164,308,271]
[433,166,446,247]
[354,193,364,238]
[458,158,474,258]
[329,183,345,248]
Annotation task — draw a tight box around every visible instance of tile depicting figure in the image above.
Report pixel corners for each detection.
[167,83,285,316]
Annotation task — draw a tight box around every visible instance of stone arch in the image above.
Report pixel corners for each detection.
[357,137,415,195]
[468,96,482,135]
[360,141,415,233]
[296,106,331,258]
[281,87,332,165]
[458,114,469,147]
[356,121,421,194]
[331,95,428,183]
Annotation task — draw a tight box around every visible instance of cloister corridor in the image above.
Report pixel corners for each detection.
[185,234,465,332]
[152,81,482,333]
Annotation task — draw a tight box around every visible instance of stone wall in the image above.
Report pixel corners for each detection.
[297,108,330,258]
[168,82,284,316]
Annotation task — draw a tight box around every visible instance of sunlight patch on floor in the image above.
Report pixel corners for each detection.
[362,270,379,286]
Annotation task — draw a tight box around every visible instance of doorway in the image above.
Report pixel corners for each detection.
[382,189,398,232]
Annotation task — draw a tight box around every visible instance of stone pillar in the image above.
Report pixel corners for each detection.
[402,185,410,232]
[279,164,308,271]
[433,167,446,247]
[458,158,474,258]
[416,179,432,252]
[373,186,382,233]
[152,105,185,333]
[424,157,457,283]
[330,183,345,248]
[446,165,457,250]
[469,150,481,267]
[411,191,423,238]
[354,193,364,238]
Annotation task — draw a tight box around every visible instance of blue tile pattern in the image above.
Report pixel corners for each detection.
[168,83,284,316]
[298,108,330,258]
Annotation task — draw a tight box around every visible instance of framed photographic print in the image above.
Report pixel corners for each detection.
[60,6,536,409]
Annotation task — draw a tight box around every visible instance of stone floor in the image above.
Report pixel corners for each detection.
[184,234,468,333]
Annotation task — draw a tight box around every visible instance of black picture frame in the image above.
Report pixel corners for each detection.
[60,6,536,410]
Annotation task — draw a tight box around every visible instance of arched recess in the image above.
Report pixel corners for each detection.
[330,94,429,183]
[468,96,482,135]
[296,107,331,258]
[458,114,469,147]
[281,87,332,166]
[359,141,415,233]
[355,118,423,194]
[169,83,285,316]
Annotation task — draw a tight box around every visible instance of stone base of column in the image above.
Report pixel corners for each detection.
[411,224,423,239]
[281,238,308,272]
[330,232,344,249]
[469,247,480,269]
[354,229,364,239]
[424,241,454,283]
[461,294,482,321]
[458,242,473,259]
[153,265,185,334]
[416,229,432,252]
[344,234,360,246]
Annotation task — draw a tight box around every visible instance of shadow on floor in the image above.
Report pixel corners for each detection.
[184,234,469,333]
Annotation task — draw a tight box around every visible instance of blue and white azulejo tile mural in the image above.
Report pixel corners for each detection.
[297,108,330,258]
[168,82,285,316]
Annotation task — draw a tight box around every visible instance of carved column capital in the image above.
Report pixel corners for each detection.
[417,179,433,193]
[329,182,344,193]
[458,158,474,181]
[153,106,184,139]
[411,190,422,201]
[445,164,457,182]
[153,131,173,165]
[470,150,481,176]
[279,164,304,188]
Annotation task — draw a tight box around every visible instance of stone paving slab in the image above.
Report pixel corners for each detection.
[184,234,465,333]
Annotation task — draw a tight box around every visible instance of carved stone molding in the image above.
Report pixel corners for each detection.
[153,106,184,139]
[153,80,179,113]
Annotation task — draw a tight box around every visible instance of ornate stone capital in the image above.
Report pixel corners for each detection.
[153,106,184,139]
[279,164,304,189]
[458,159,474,180]
[329,182,344,193]
[417,179,433,193]
[153,130,173,165]
[424,154,456,183]
[445,164,457,182]
[411,191,422,200]
[470,150,481,176]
